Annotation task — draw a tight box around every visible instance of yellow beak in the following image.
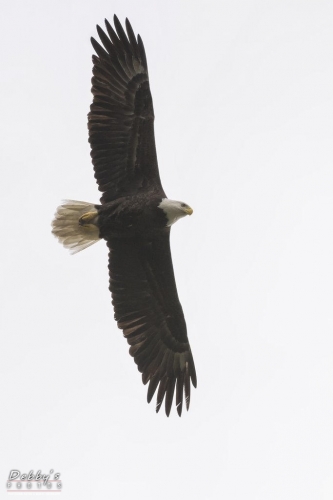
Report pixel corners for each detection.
[184,206,193,215]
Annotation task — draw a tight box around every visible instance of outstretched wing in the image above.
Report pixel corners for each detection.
[89,16,165,204]
[108,232,197,416]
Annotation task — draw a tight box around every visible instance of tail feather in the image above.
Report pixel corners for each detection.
[52,200,100,254]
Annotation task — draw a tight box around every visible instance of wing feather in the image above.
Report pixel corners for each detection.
[89,17,165,203]
[108,233,196,416]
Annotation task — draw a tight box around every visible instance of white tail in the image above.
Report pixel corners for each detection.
[52,200,100,254]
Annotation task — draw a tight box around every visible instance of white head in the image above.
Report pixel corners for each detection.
[158,198,193,226]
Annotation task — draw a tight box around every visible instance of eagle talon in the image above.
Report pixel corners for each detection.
[79,211,97,226]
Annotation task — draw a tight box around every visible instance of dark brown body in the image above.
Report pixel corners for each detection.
[97,193,168,239]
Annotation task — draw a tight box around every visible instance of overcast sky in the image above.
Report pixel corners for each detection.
[1,0,333,499]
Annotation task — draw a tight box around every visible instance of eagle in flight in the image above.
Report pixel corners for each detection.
[52,15,197,416]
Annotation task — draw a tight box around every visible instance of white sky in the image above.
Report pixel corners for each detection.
[1,0,333,498]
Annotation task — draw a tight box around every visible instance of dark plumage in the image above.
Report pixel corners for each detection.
[89,17,162,204]
[52,15,196,416]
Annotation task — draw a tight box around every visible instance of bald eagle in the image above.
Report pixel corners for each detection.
[52,15,196,416]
